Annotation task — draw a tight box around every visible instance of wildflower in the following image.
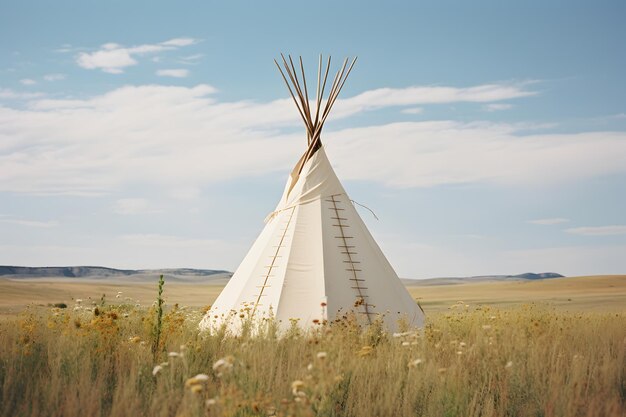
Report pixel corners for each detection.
[459,342,467,348]
[401,341,410,347]
[212,356,235,377]
[456,350,463,355]
[307,363,313,371]
[505,361,513,368]
[206,398,218,407]
[408,358,423,368]
[152,365,163,376]
[316,351,327,360]
[185,374,210,387]
[291,380,306,397]
[129,336,141,344]
[168,352,180,358]
[393,331,413,338]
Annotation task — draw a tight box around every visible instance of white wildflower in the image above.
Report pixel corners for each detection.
[408,358,423,368]
[212,356,235,377]
[291,380,306,397]
[152,365,163,376]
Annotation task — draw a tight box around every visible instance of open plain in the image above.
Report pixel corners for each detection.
[1,275,624,318]
[1,275,624,417]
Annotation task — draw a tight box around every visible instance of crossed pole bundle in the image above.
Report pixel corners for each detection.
[274,54,357,177]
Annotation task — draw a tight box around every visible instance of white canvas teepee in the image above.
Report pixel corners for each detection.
[199,55,424,333]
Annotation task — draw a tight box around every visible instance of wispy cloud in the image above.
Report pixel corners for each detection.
[566,225,626,236]
[0,218,59,228]
[333,82,537,118]
[527,218,570,225]
[43,74,66,82]
[177,53,204,65]
[76,38,198,74]
[156,69,189,78]
[484,103,513,112]
[0,88,44,100]
[1,82,625,195]
[113,198,162,215]
[401,107,423,115]
[19,79,36,86]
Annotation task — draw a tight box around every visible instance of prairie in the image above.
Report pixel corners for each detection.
[0,275,624,417]
[1,275,624,317]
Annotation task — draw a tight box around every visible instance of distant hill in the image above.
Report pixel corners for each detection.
[1,266,563,286]
[404,272,564,286]
[0,266,231,283]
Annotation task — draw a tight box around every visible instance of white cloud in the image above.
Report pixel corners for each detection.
[113,198,162,215]
[77,49,137,73]
[0,88,44,100]
[43,73,66,82]
[332,82,536,119]
[1,82,625,195]
[20,79,36,86]
[527,218,570,225]
[156,69,189,78]
[326,123,626,188]
[566,225,626,236]
[177,53,204,65]
[76,38,199,73]
[160,38,197,47]
[484,103,513,111]
[401,107,423,115]
[0,218,59,228]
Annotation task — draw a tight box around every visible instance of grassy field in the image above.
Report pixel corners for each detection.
[1,275,625,317]
[0,276,624,416]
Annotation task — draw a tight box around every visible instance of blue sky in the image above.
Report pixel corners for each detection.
[1,1,625,277]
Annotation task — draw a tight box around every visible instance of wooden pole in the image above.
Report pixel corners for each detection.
[274,59,310,130]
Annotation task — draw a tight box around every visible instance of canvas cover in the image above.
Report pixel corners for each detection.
[199,146,424,333]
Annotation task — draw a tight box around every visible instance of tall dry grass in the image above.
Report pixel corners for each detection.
[0,299,624,417]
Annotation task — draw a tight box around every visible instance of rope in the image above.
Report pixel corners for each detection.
[350,200,379,221]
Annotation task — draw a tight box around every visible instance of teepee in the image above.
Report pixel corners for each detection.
[199,55,424,333]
